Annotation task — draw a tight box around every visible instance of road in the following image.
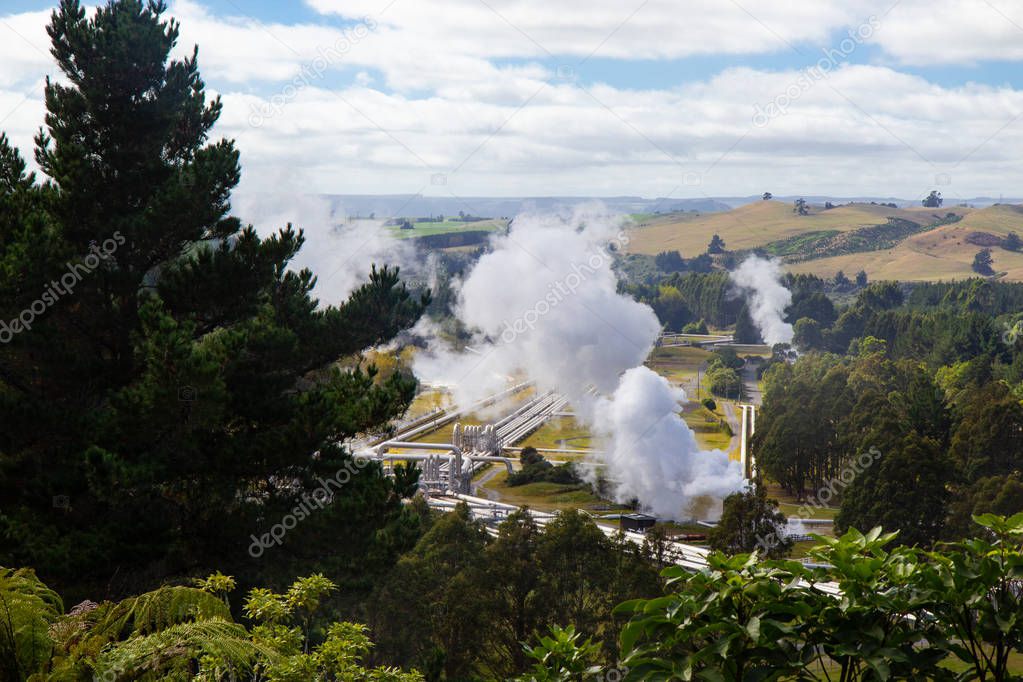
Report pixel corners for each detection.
[472,463,503,500]
[742,362,762,406]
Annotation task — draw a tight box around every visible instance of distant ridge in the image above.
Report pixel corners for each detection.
[320,194,1023,218]
[321,194,731,218]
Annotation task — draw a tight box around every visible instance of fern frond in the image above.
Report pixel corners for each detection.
[93,617,277,681]
[0,567,62,680]
[91,585,232,640]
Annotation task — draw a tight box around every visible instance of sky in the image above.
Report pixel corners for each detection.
[2,0,1023,204]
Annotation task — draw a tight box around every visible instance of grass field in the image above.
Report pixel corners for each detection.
[478,469,626,513]
[787,203,1023,281]
[624,200,957,257]
[387,218,507,239]
[403,388,453,419]
[644,345,712,394]
[624,199,1023,281]
[518,415,594,452]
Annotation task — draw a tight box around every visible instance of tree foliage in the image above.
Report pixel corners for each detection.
[0,569,423,681]
[0,0,428,597]
[708,485,792,559]
[370,505,660,679]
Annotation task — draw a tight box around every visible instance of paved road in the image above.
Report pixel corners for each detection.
[742,362,762,406]
[472,463,503,500]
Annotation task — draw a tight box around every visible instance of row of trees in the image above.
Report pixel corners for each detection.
[630,271,869,335]
[15,510,1023,680]
[760,278,1023,546]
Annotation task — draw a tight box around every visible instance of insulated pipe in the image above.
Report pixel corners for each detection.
[494,390,554,429]
[499,394,568,445]
[363,448,515,475]
[377,381,531,446]
[740,405,749,479]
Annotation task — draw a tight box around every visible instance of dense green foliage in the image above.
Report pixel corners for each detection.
[516,516,1023,682]
[756,277,1023,547]
[627,271,855,335]
[0,569,422,680]
[370,506,661,680]
[708,485,792,559]
[0,0,427,600]
[507,447,581,487]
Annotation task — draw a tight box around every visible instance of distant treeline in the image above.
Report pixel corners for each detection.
[755,277,1023,548]
[624,271,844,332]
[408,229,493,249]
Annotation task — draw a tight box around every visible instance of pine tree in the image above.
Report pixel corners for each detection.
[0,0,427,596]
[707,485,792,558]
[733,303,760,343]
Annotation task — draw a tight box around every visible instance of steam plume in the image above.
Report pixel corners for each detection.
[730,256,794,345]
[414,206,743,519]
[238,192,420,307]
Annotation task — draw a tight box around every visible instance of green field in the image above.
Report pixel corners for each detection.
[387,218,507,239]
[478,469,623,512]
[645,345,712,390]
[518,415,593,452]
[681,404,733,453]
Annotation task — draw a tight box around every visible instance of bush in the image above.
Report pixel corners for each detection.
[519,446,544,467]
[707,366,741,397]
[507,450,582,487]
[683,319,709,334]
[709,346,744,370]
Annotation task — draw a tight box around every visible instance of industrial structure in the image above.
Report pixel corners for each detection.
[739,403,757,480]
[355,385,569,494]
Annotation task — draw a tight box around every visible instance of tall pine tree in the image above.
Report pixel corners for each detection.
[0,0,427,598]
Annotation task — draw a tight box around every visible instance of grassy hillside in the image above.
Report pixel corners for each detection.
[624,199,1023,281]
[625,200,952,257]
[787,204,1023,281]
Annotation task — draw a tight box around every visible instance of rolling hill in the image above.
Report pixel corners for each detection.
[786,204,1023,281]
[625,200,1023,282]
[625,200,961,257]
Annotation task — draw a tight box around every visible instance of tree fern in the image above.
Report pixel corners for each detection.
[92,617,276,681]
[90,585,232,640]
[0,567,62,681]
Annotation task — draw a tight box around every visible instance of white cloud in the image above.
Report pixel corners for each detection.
[869,0,1023,65]
[217,63,1023,198]
[2,1,1022,199]
[0,10,52,88]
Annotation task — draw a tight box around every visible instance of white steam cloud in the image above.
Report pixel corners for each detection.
[238,192,420,307]
[414,206,743,519]
[730,256,794,345]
